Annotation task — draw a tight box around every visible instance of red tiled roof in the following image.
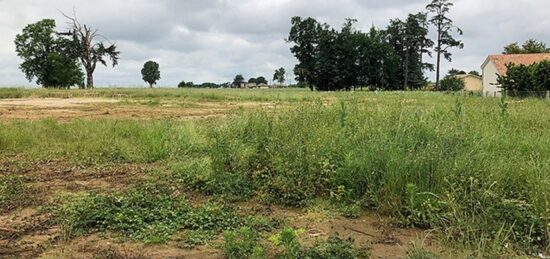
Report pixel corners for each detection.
[487,53,550,75]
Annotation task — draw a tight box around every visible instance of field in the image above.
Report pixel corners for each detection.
[0,88,549,258]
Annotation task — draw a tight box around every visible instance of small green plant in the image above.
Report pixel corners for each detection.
[223,227,266,259]
[403,184,447,228]
[176,230,216,249]
[0,175,26,212]
[452,98,463,117]
[270,227,304,259]
[302,236,370,259]
[406,242,440,259]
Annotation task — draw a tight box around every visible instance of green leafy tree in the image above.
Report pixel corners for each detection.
[178,81,186,88]
[62,13,120,89]
[440,76,465,91]
[386,13,434,90]
[468,70,481,77]
[288,17,322,91]
[14,19,84,88]
[141,61,161,88]
[503,39,550,54]
[448,68,466,76]
[256,76,268,85]
[427,0,464,90]
[273,67,286,84]
[233,74,245,87]
[498,61,550,97]
[248,78,257,84]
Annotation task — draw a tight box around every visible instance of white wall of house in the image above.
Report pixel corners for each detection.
[482,61,501,97]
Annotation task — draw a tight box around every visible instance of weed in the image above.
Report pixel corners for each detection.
[223,227,266,259]
[0,174,27,212]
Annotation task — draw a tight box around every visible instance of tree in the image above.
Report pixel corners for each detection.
[498,61,550,97]
[468,70,481,77]
[448,68,466,76]
[248,78,257,84]
[141,61,160,88]
[288,17,322,91]
[426,0,464,90]
[233,74,245,87]
[256,76,268,85]
[14,19,84,88]
[178,81,186,88]
[273,67,286,84]
[503,39,550,54]
[386,13,433,90]
[440,76,465,91]
[62,13,120,89]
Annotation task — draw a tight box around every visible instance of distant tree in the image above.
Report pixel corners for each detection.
[233,74,245,87]
[386,13,434,90]
[273,67,286,84]
[468,70,481,77]
[256,76,268,85]
[178,81,186,88]
[498,61,550,96]
[440,76,465,91]
[186,81,194,88]
[427,0,464,90]
[503,39,550,54]
[141,61,161,88]
[288,17,322,91]
[248,78,257,84]
[14,19,84,88]
[448,68,466,76]
[61,13,120,89]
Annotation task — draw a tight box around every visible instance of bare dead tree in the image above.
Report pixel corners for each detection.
[60,11,120,89]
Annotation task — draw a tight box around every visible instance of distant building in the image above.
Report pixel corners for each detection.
[453,74,482,92]
[481,53,550,96]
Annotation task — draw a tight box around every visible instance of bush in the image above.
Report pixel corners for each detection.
[439,76,465,91]
[498,60,550,96]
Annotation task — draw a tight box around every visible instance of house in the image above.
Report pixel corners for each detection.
[453,74,482,92]
[481,53,550,96]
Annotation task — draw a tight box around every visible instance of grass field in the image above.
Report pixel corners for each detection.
[0,88,549,258]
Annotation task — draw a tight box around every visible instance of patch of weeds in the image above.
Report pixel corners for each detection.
[55,184,242,244]
[270,228,370,259]
[243,215,284,232]
[175,230,217,249]
[303,236,371,259]
[223,227,266,259]
[406,242,440,259]
[0,174,27,212]
[339,202,362,219]
[403,183,448,228]
[91,246,147,259]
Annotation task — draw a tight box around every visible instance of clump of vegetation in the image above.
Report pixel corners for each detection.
[223,227,266,259]
[0,175,27,212]
[175,230,217,249]
[269,228,370,259]
[55,184,241,244]
[439,76,465,91]
[407,242,440,259]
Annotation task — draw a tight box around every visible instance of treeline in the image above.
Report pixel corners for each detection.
[288,0,462,91]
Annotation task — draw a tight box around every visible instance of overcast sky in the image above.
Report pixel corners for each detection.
[1,0,549,87]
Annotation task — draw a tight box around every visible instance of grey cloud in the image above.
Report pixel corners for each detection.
[1,0,550,87]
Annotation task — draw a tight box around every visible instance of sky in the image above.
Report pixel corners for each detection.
[1,0,549,87]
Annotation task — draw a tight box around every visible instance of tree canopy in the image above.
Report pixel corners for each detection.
[273,67,286,84]
[141,61,161,88]
[503,39,550,54]
[14,19,84,88]
[233,74,245,87]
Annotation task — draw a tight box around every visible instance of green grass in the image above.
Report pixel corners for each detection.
[1,91,549,256]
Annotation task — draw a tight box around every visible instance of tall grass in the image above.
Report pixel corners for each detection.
[1,92,549,254]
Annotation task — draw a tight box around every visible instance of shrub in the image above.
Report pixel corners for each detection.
[439,76,465,91]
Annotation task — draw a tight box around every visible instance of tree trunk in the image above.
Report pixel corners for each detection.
[435,22,442,91]
[150,83,153,88]
[86,70,94,89]
[404,50,409,90]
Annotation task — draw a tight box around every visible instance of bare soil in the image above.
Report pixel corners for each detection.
[0,98,273,121]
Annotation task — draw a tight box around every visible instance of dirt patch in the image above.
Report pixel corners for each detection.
[0,97,275,121]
